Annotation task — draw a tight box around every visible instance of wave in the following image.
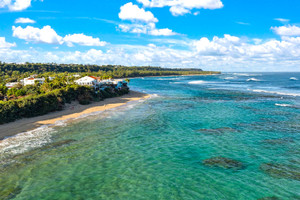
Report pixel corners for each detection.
[0,125,55,160]
[250,89,300,97]
[247,78,261,82]
[224,76,237,80]
[275,103,295,108]
[290,77,298,81]
[188,80,218,85]
[233,73,262,77]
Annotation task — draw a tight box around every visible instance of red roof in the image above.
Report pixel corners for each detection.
[89,76,101,80]
[27,78,35,80]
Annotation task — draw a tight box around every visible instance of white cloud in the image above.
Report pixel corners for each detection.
[12,25,63,44]
[274,18,290,23]
[149,28,177,36]
[118,3,177,36]
[0,0,41,11]
[137,0,223,16]
[3,30,300,71]
[0,37,16,49]
[236,21,250,26]
[271,25,300,37]
[64,34,107,47]
[193,11,200,16]
[119,23,177,36]
[15,17,36,24]
[119,2,158,23]
[12,25,107,47]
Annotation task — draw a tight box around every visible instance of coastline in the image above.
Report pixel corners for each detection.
[0,91,151,140]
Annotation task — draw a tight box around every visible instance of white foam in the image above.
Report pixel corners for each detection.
[150,94,159,98]
[188,80,217,85]
[247,78,260,82]
[275,103,294,107]
[224,76,237,80]
[290,77,298,81]
[250,89,300,97]
[233,73,262,77]
[0,125,54,159]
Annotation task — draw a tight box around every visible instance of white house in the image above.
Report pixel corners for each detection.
[5,82,19,89]
[23,77,45,86]
[75,76,100,86]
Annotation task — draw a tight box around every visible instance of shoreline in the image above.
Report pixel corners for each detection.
[0,91,151,140]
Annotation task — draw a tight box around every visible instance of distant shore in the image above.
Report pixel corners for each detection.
[0,91,150,140]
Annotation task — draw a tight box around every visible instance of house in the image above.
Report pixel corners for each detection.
[75,76,101,86]
[5,82,19,89]
[23,77,45,86]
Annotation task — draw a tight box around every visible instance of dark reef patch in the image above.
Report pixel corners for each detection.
[260,163,300,181]
[202,157,245,170]
[257,197,280,200]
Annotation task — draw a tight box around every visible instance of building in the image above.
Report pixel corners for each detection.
[23,77,45,86]
[5,82,19,89]
[75,76,101,86]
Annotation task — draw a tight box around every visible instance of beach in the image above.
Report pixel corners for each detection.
[0,91,150,140]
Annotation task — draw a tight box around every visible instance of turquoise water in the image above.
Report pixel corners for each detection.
[1,73,300,200]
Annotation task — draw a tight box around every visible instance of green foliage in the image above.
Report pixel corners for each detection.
[0,84,8,95]
[0,62,220,85]
[0,85,129,124]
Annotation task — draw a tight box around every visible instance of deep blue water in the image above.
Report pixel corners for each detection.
[0,72,299,200]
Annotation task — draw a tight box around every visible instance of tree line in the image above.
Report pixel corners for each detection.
[0,62,219,83]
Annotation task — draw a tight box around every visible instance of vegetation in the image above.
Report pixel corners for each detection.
[0,62,220,124]
[0,84,129,124]
[0,62,219,83]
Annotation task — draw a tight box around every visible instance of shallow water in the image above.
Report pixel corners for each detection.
[1,73,300,200]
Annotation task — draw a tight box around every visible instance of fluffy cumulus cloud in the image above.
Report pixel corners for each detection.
[0,0,41,11]
[64,34,107,47]
[12,25,107,47]
[118,3,177,36]
[271,25,300,37]
[119,2,158,23]
[12,25,63,44]
[15,17,36,24]
[0,37,16,49]
[137,0,223,16]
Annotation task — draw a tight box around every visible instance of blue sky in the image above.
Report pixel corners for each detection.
[0,0,300,71]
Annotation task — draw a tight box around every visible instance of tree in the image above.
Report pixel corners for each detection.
[0,85,8,95]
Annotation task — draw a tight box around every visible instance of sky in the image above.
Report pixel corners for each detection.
[0,0,300,72]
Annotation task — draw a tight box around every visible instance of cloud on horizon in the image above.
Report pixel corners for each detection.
[2,32,300,71]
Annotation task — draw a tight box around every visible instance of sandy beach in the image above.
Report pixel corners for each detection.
[0,91,150,140]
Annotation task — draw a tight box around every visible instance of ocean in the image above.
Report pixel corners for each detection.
[1,72,300,200]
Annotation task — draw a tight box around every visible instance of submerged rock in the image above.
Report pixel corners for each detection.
[196,127,239,135]
[257,197,279,200]
[202,157,245,170]
[260,163,300,181]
